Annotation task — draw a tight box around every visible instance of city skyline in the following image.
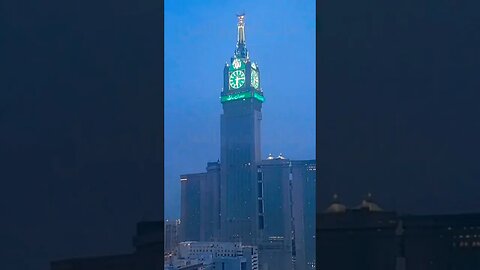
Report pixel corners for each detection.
[4,0,480,269]
[165,0,316,219]
[174,11,316,270]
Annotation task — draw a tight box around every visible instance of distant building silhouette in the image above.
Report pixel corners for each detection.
[318,195,399,270]
[50,221,163,270]
[317,194,480,270]
[402,214,480,270]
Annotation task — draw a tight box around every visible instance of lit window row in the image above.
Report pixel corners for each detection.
[455,234,479,239]
[454,241,480,247]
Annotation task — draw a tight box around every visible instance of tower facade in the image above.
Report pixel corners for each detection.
[180,161,220,242]
[220,14,265,245]
[291,160,316,270]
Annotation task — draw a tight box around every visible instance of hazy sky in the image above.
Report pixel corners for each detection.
[164,0,316,219]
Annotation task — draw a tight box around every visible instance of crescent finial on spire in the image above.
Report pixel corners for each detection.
[234,13,248,59]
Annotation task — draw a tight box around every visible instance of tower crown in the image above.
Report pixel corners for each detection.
[222,14,264,104]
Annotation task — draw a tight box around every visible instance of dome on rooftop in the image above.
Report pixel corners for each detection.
[356,193,383,211]
[325,194,347,213]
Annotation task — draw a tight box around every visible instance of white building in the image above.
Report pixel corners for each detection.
[165,241,258,270]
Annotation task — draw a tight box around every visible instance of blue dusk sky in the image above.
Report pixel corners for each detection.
[165,0,316,219]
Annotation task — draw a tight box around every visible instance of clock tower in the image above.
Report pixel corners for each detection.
[220,14,264,245]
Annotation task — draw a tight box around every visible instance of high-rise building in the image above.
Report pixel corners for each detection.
[254,157,317,270]
[257,156,294,270]
[180,161,221,242]
[165,219,180,254]
[51,221,164,270]
[180,172,203,241]
[291,160,316,270]
[179,15,316,269]
[220,13,264,245]
[203,161,221,241]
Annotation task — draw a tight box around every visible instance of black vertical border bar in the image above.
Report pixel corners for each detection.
[315,1,321,268]
[159,0,165,262]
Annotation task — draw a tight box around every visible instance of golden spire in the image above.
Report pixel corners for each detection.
[234,13,248,59]
[237,13,246,45]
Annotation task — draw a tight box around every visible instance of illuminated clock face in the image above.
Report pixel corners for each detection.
[251,70,259,89]
[229,70,245,89]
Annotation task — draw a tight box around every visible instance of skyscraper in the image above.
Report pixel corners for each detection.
[165,219,180,254]
[180,173,203,241]
[256,157,317,270]
[291,160,316,270]
[220,14,264,245]
[179,14,315,270]
[180,162,220,242]
[257,156,294,270]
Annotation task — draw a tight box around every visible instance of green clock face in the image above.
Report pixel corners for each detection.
[229,70,246,89]
[251,70,259,89]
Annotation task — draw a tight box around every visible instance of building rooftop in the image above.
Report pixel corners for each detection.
[325,194,347,213]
